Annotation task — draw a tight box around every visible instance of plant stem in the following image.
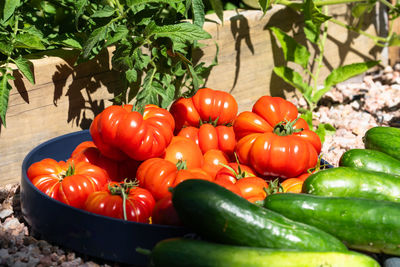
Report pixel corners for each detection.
[378,0,397,10]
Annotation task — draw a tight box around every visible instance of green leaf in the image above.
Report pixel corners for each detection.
[273,66,313,98]
[191,0,205,28]
[270,27,310,68]
[127,0,182,7]
[0,40,12,55]
[258,0,271,14]
[389,33,400,47]
[188,64,200,91]
[311,60,380,103]
[146,22,211,43]
[3,0,20,22]
[12,56,35,84]
[352,2,375,18]
[82,25,108,58]
[315,123,336,144]
[209,0,224,23]
[91,5,115,18]
[300,109,313,129]
[303,0,331,43]
[106,25,129,46]
[0,73,13,127]
[75,0,89,30]
[14,34,46,50]
[126,69,138,83]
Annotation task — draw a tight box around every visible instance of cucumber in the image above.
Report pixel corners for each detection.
[149,238,379,267]
[339,149,400,176]
[363,126,400,161]
[264,193,400,256]
[172,179,347,252]
[303,167,400,202]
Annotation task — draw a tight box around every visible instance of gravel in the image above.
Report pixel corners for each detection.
[0,67,399,266]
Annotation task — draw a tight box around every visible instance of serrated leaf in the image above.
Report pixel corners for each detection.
[312,60,380,103]
[126,69,137,83]
[209,0,224,23]
[14,34,46,50]
[273,66,313,97]
[188,64,200,91]
[191,0,205,28]
[75,0,89,30]
[127,0,182,7]
[91,5,115,18]
[0,41,12,55]
[258,0,271,14]
[304,20,319,44]
[3,0,20,22]
[300,109,313,129]
[106,25,129,46]
[303,0,331,43]
[146,22,211,43]
[0,73,12,127]
[315,123,336,143]
[82,25,108,58]
[270,27,310,68]
[12,56,35,84]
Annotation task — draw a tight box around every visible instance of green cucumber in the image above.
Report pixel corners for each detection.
[363,126,400,161]
[339,149,400,176]
[149,238,379,267]
[303,167,400,202]
[264,193,400,255]
[172,179,347,252]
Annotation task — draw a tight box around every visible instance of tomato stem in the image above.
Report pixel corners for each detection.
[108,179,139,221]
[273,119,303,136]
[265,178,284,195]
[132,103,145,115]
[176,160,187,170]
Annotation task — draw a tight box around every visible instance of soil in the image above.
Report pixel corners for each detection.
[0,66,399,267]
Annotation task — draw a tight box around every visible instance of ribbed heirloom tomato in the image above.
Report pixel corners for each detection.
[90,104,175,161]
[84,181,155,223]
[27,158,110,209]
[234,96,321,178]
[170,88,238,133]
[70,141,139,182]
[136,158,212,200]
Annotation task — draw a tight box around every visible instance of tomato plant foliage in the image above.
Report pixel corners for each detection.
[0,0,216,127]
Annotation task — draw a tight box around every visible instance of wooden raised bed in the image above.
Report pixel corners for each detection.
[1,6,386,186]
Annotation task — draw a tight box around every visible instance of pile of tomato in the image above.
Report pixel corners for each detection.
[26,88,322,225]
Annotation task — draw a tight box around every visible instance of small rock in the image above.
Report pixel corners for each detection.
[384,65,393,73]
[0,209,13,220]
[2,217,20,230]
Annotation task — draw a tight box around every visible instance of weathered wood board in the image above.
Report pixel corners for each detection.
[1,7,386,185]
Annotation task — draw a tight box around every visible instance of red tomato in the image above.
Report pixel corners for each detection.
[202,149,229,178]
[213,179,242,196]
[280,178,304,193]
[70,141,139,182]
[137,158,213,200]
[27,158,110,209]
[84,181,155,223]
[170,88,238,133]
[178,124,236,156]
[235,177,268,203]
[152,194,182,226]
[234,96,321,178]
[90,104,175,161]
[163,136,204,169]
[215,162,267,203]
[296,172,312,182]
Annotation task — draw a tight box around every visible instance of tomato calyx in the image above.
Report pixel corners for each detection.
[264,178,284,195]
[108,179,139,220]
[131,103,145,115]
[219,154,254,180]
[175,160,187,170]
[273,119,303,136]
[60,164,75,179]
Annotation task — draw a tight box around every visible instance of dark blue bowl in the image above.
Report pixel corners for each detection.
[20,130,191,266]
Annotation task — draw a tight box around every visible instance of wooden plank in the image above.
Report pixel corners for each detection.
[1,7,385,186]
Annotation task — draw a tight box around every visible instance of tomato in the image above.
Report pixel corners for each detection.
[280,178,304,193]
[202,149,229,178]
[163,136,204,169]
[71,141,139,182]
[84,181,155,223]
[137,158,213,200]
[90,104,175,161]
[170,88,238,133]
[215,162,267,203]
[234,96,321,178]
[235,177,268,203]
[178,124,236,156]
[152,194,182,226]
[296,172,312,182]
[27,158,110,209]
[213,179,242,196]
